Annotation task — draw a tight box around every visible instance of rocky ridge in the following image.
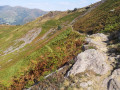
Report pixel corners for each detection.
[65,33,117,90]
[66,33,120,90]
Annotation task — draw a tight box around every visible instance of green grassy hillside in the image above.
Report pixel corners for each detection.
[0,9,86,89]
[0,0,119,89]
[74,0,120,34]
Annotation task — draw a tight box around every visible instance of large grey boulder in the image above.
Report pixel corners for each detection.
[67,49,110,76]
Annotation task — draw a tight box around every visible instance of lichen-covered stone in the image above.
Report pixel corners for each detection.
[67,49,110,76]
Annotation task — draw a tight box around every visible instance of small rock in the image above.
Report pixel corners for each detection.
[80,82,88,88]
[8,59,13,62]
[110,9,115,12]
[82,45,89,51]
[87,81,93,85]
[117,55,120,58]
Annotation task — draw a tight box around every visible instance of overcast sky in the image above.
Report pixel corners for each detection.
[0,0,101,11]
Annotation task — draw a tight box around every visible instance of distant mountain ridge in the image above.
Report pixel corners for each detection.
[0,5,47,25]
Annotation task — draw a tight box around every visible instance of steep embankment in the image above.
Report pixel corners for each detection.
[26,0,120,90]
[0,6,91,89]
[28,32,120,90]
[0,0,119,89]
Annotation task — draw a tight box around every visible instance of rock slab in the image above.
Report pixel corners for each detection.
[67,49,110,76]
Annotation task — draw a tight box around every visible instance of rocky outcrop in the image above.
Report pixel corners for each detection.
[67,33,110,76]
[67,49,110,76]
[66,33,119,90]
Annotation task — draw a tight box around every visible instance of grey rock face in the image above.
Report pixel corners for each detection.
[80,82,88,88]
[67,49,110,76]
[110,9,115,12]
[103,69,120,90]
[80,81,93,88]
[108,79,120,90]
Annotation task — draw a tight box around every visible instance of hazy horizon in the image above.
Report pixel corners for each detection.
[0,0,101,11]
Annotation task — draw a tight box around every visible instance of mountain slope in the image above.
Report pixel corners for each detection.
[0,5,47,25]
[0,0,120,89]
[73,0,120,34]
[0,8,87,89]
[28,0,120,89]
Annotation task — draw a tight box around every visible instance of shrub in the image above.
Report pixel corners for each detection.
[67,10,71,13]
[73,8,77,12]
[57,25,62,30]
